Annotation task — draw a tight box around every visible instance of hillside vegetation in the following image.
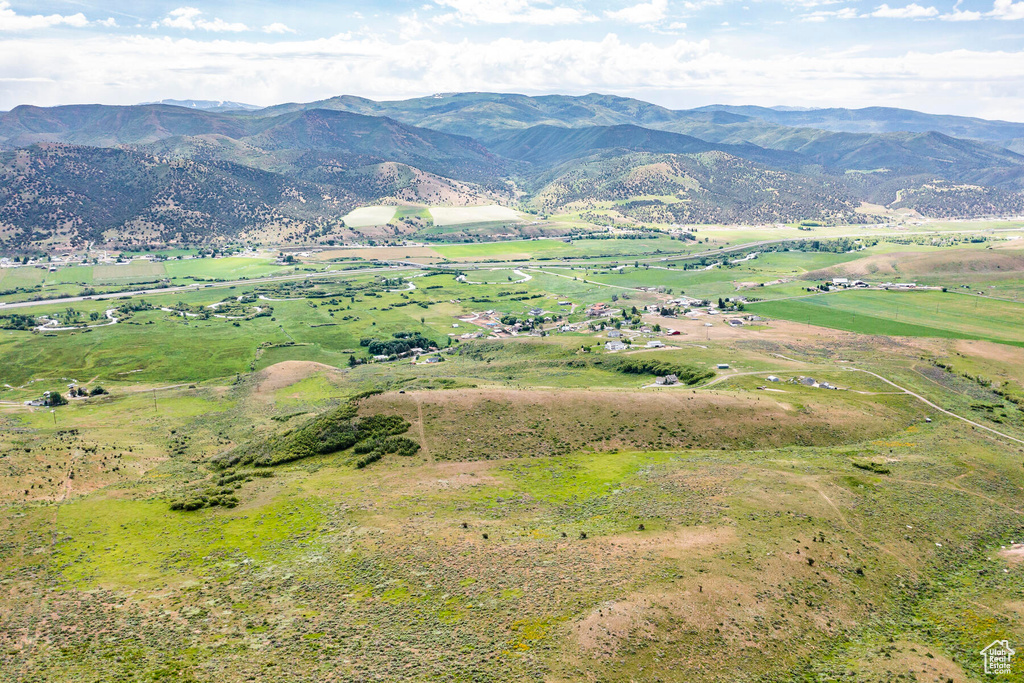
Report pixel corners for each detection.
[2,93,1024,250]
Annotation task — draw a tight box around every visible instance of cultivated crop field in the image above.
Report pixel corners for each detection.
[341,205,398,227]
[428,204,524,225]
[3,235,1024,681]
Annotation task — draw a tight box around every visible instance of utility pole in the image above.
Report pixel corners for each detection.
[152,389,157,411]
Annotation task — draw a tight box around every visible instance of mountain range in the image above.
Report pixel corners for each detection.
[2,92,1023,251]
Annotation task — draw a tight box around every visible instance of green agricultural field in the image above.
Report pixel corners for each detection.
[46,265,95,285]
[749,289,1024,345]
[93,261,167,285]
[162,256,300,281]
[0,265,45,288]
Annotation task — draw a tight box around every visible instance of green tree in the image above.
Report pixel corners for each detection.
[44,391,67,407]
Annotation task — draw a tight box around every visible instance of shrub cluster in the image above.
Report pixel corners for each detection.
[212,390,413,470]
[852,461,890,474]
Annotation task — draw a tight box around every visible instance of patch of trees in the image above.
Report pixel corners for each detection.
[0,313,36,330]
[614,358,714,385]
[360,334,436,357]
[43,391,68,407]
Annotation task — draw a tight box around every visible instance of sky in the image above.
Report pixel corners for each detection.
[1,1,1023,119]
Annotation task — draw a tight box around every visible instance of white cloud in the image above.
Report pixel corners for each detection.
[262,22,296,34]
[433,0,593,24]
[397,12,426,39]
[605,0,669,23]
[4,31,1024,121]
[802,6,859,20]
[867,3,939,17]
[940,8,982,19]
[158,7,249,32]
[783,0,845,7]
[989,0,1024,19]
[97,17,118,28]
[682,0,726,11]
[0,1,89,30]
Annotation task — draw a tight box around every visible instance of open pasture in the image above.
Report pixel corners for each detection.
[93,261,167,285]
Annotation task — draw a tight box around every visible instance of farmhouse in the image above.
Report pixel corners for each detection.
[655,374,678,385]
[832,278,849,286]
[587,303,613,317]
[605,340,627,351]
[607,329,621,338]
